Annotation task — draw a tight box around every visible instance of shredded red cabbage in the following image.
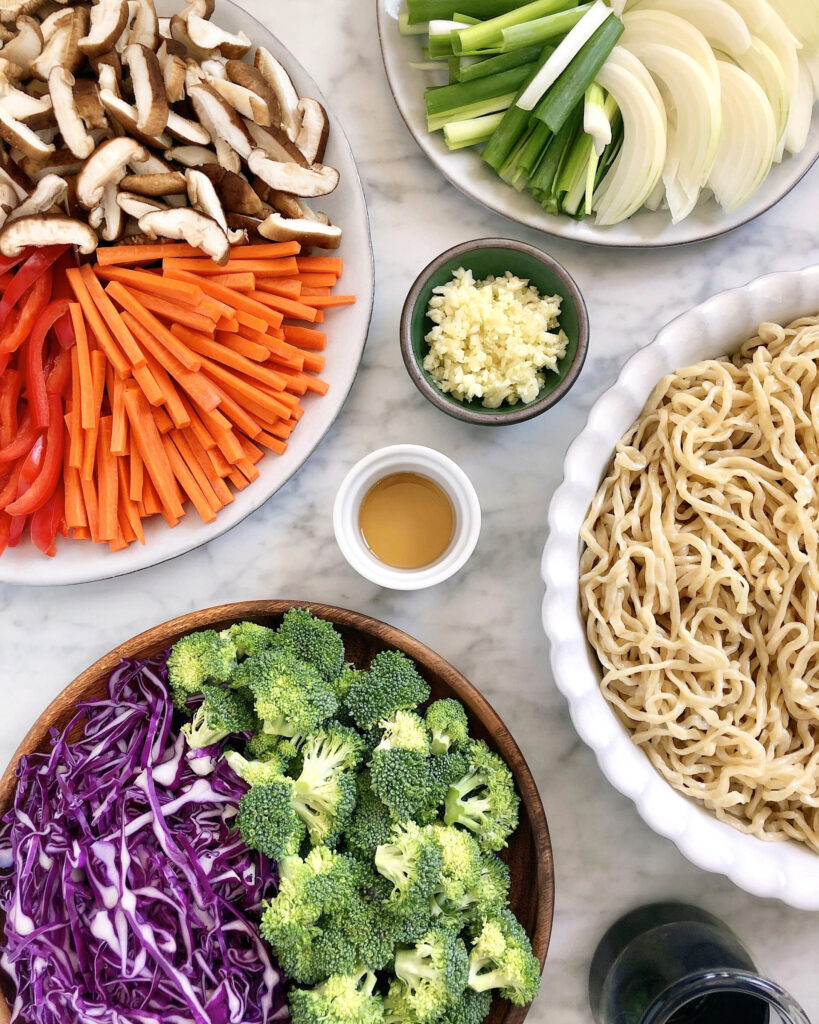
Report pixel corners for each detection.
[0,654,288,1024]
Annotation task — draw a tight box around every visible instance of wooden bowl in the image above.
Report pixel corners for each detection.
[0,601,554,1024]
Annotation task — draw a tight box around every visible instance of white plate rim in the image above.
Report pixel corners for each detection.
[0,0,375,587]
[541,265,819,910]
[376,0,819,250]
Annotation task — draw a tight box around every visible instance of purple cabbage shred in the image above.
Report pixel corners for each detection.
[0,653,289,1024]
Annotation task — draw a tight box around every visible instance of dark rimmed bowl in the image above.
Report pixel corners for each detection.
[400,238,589,426]
[0,600,554,1024]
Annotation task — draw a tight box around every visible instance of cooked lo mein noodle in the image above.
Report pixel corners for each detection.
[581,316,819,852]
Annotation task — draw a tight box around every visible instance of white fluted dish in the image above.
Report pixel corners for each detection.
[541,266,819,910]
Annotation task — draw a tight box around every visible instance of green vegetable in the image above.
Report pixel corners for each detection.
[453,0,574,53]
[426,700,470,754]
[393,926,469,1023]
[375,822,444,914]
[481,44,554,172]
[236,647,338,740]
[424,64,536,131]
[344,770,395,862]
[444,740,520,851]
[467,909,541,1006]
[440,987,493,1024]
[277,607,346,682]
[345,651,430,730]
[498,3,591,54]
[289,970,385,1024]
[455,45,542,82]
[225,749,289,785]
[236,780,307,861]
[222,621,277,659]
[406,0,522,25]
[167,630,236,708]
[180,684,256,750]
[444,112,506,150]
[370,713,438,821]
[292,723,364,845]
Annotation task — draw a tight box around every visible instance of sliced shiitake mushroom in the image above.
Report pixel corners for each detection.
[198,163,261,215]
[96,180,122,240]
[0,211,96,254]
[0,100,52,156]
[186,165,243,241]
[90,48,121,93]
[0,74,52,119]
[19,144,79,179]
[30,5,85,78]
[100,88,170,148]
[258,210,340,250]
[254,45,299,140]
[225,210,261,237]
[243,117,306,167]
[120,169,186,195]
[48,65,94,158]
[225,59,277,123]
[73,77,106,130]
[166,143,217,167]
[185,14,249,59]
[76,135,145,208]
[208,76,268,125]
[127,149,172,175]
[125,42,167,135]
[116,188,165,218]
[129,0,158,50]
[78,0,126,58]
[157,39,186,103]
[295,97,329,164]
[188,80,249,159]
[1,16,43,74]
[0,157,30,200]
[0,0,48,26]
[6,169,65,220]
[165,108,210,145]
[247,148,339,198]
[139,206,228,264]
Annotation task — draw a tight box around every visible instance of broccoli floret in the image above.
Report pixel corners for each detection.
[427,824,483,918]
[235,647,338,739]
[426,700,470,754]
[245,730,288,763]
[181,685,256,750]
[465,854,511,919]
[236,780,306,861]
[440,987,492,1024]
[225,749,289,785]
[167,630,236,708]
[344,770,395,862]
[369,711,438,822]
[291,723,362,845]
[393,926,469,1023]
[277,608,345,682]
[345,651,430,730]
[378,710,430,754]
[333,663,367,702]
[375,822,443,916]
[289,970,385,1024]
[384,979,417,1024]
[467,909,541,1007]
[444,741,519,852]
[223,621,277,658]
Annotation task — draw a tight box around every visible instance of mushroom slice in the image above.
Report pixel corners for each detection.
[198,164,261,215]
[265,188,323,222]
[0,77,51,120]
[76,135,145,208]
[225,60,278,123]
[200,56,226,79]
[128,150,172,175]
[78,0,127,57]
[185,15,249,59]
[30,6,85,78]
[258,211,340,250]
[100,89,170,148]
[159,48,185,103]
[116,189,165,218]
[5,171,65,221]
[157,16,171,39]
[184,167,242,242]
[0,180,17,225]
[48,66,94,158]
[19,145,79,179]
[0,0,47,24]
[125,42,168,136]
[0,158,29,200]
[225,211,261,237]
[166,109,210,146]
[1,16,42,75]
[0,102,52,157]
[121,170,186,195]
[38,8,72,42]
[0,212,96,255]
[188,81,250,158]
[247,148,339,198]
[129,0,158,50]
[96,181,123,241]
[169,14,212,61]
[180,0,215,19]
[91,49,121,95]
[295,98,329,165]
[244,117,307,167]
[254,46,300,141]
[139,207,228,264]
[166,143,216,167]
[208,77,270,126]
[73,78,106,130]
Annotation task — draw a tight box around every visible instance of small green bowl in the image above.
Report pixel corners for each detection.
[400,238,589,426]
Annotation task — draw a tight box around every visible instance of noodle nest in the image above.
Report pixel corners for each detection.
[580,316,819,853]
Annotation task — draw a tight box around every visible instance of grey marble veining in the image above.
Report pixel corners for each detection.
[1,0,819,1020]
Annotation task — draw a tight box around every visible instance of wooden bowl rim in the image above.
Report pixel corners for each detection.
[0,600,554,1023]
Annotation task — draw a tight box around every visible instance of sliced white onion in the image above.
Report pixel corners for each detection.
[628,0,752,57]
[721,36,791,156]
[784,57,815,154]
[766,0,819,54]
[707,60,777,210]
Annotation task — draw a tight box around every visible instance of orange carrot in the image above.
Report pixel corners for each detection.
[123,386,184,520]
[123,286,217,334]
[301,286,331,296]
[216,332,269,361]
[170,429,223,511]
[111,373,128,455]
[132,361,165,407]
[154,406,174,433]
[68,350,85,468]
[66,268,131,380]
[295,256,342,274]
[70,302,96,429]
[140,473,162,516]
[79,475,100,543]
[94,265,204,304]
[282,325,326,351]
[302,351,325,374]
[205,272,256,291]
[266,419,294,440]
[96,242,213,265]
[80,265,148,370]
[182,426,234,505]
[255,278,302,299]
[117,459,146,545]
[228,242,300,259]
[238,434,264,464]
[250,288,319,323]
[129,445,144,502]
[81,350,107,482]
[163,270,284,330]
[205,379,267,436]
[194,401,246,462]
[96,416,118,542]
[297,272,338,287]
[162,433,217,522]
[170,324,289,391]
[143,350,191,429]
[237,326,304,369]
[217,316,240,333]
[235,456,260,482]
[298,294,356,308]
[255,428,287,455]
[227,466,251,490]
[163,257,298,277]
[106,282,201,372]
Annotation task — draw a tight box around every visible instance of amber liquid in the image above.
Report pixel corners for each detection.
[358,473,454,569]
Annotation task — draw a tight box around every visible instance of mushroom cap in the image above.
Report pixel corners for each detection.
[30,5,85,79]
[73,77,107,130]
[244,117,307,167]
[188,81,251,159]
[258,211,341,250]
[99,88,170,148]
[208,76,269,126]
[78,0,127,58]
[125,42,168,136]
[116,189,166,218]
[129,0,158,50]
[138,206,228,264]
[247,148,339,198]
[166,143,217,167]
[0,211,97,254]
[166,109,210,146]
[185,14,249,59]
[198,163,262,215]
[295,97,329,164]
[120,170,186,195]
[76,135,146,208]
[6,170,66,221]
[254,45,300,140]
[0,101,53,157]
[225,59,278,125]
[1,15,43,74]
[48,65,94,159]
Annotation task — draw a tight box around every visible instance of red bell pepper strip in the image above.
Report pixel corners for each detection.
[0,510,10,555]
[53,309,76,350]
[0,267,54,354]
[26,298,70,428]
[30,482,64,556]
[46,346,72,397]
[0,368,21,447]
[0,252,28,275]
[6,509,26,547]
[0,459,23,509]
[0,245,65,331]
[0,412,39,465]
[6,397,63,516]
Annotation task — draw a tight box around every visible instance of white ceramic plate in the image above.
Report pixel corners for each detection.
[377,0,819,249]
[0,0,374,587]
[541,266,819,909]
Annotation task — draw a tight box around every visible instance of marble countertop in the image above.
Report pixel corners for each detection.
[2,1,818,1020]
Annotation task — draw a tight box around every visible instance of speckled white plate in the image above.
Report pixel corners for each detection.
[377,0,819,248]
[0,0,374,587]
[542,266,819,909]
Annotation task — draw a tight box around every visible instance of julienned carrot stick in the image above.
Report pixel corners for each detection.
[80,265,148,369]
[132,361,164,407]
[295,256,342,275]
[70,303,95,429]
[205,377,268,436]
[111,374,128,455]
[140,473,162,516]
[97,417,118,542]
[94,265,203,304]
[298,294,356,308]
[117,459,145,545]
[96,242,218,265]
[205,442,233,477]
[105,281,201,372]
[68,356,84,469]
[216,332,269,362]
[302,352,325,374]
[129,446,143,502]
[163,270,285,330]
[297,273,338,287]
[255,428,288,455]
[256,278,302,300]
[66,268,130,380]
[217,316,240,333]
[301,286,331,296]
[143,350,191,429]
[250,288,319,323]
[79,474,100,543]
[170,324,289,391]
[163,257,298,277]
[197,401,247,461]
[81,351,107,482]
[179,395,217,452]
[162,433,217,523]
[283,325,327,351]
[238,326,304,369]
[182,426,234,505]
[153,406,174,434]
[170,429,223,512]
[124,285,217,334]
[266,419,294,440]
[123,386,184,521]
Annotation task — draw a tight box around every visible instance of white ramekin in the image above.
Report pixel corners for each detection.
[333,444,481,590]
